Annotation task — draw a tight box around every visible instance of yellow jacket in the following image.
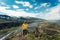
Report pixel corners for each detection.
[22,23,28,30]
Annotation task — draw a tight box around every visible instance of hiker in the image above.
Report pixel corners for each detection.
[22,21,28,36]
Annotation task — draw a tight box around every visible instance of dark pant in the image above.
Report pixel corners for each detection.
[23,29,28,35]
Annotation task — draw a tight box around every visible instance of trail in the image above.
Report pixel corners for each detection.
[0,32,13,40]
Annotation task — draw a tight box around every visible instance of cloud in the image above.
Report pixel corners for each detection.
[0,2,6,5]
[34,3,50,10]
[45,5,60,20]
[0,6,37,17]
[38,4,60,20]
[34,7,38,9]
[40,3,49,7]
[0,1,11,9]
[12,5,19,9]
[15,1,33,8]
[25,8,29,11]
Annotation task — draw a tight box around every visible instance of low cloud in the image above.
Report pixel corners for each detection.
[38,4,60,20]
[0,6,37,17]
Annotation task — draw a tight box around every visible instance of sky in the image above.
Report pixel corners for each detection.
[0,0,60,20]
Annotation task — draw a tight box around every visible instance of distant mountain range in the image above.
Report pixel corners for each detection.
[0,15,42,23]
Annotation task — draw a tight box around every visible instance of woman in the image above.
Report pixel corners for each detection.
[22,21,28,36]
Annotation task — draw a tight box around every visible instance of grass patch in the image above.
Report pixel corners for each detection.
[0,27,19,35]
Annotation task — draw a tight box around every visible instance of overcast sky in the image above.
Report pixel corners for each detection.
[0,0,60,20]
